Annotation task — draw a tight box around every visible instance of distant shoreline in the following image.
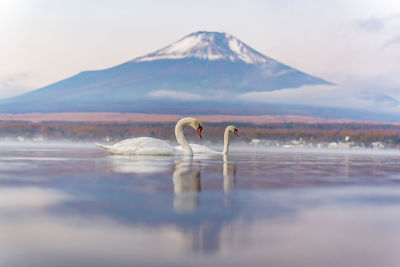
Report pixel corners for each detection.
[0,112,368,124]
[1,116,400,146]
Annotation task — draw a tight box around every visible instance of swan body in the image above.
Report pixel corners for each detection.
[175,125,239,155]
[96,117,203,156]
[96,137,179,155]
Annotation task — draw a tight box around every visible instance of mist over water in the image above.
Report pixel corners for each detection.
[1,142,400,266]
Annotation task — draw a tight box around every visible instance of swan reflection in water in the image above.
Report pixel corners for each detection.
[105,153,239,253]
[107,153,237,211]
[223,154,236,193]
[172,157,201,213]
[107,155,175,174]
[173,154,237,212]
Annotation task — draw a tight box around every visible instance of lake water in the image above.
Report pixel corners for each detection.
[1,142,400,267]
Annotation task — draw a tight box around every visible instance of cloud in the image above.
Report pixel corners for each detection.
[147,89,231,101]
[358,17,384,32]
[357,15,400,49]
[237,84,400,113]
[0,73,34,99]
[147,90,207,101]
[383,34,400,48]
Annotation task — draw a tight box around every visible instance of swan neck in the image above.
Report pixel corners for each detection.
[175,119,193,155]
[222,128,230,154]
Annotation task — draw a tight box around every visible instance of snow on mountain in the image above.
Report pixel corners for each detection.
[134,31,268,64]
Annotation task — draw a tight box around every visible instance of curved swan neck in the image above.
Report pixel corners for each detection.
[222,127,230,154]
[175,118,193,155]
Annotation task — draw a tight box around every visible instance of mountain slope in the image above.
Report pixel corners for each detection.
[0,31,331,113]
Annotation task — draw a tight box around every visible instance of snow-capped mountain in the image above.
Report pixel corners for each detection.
[134,31,268,64]
[0,31,332,115]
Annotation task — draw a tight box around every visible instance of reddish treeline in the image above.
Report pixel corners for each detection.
[1,121,400,145]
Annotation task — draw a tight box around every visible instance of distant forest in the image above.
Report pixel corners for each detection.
[1,121,400,146]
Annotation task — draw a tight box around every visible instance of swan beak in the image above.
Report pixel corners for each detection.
[234,129,239,137]
[197,126,203,139]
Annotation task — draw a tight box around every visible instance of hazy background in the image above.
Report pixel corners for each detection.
[1,0,400,112]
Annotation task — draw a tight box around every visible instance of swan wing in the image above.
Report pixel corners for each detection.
[112,137,160,147]
[97,137,180,155]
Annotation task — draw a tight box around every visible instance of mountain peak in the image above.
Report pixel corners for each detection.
[133,31,269,64]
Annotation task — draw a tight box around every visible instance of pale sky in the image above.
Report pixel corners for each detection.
[1,0,400,105]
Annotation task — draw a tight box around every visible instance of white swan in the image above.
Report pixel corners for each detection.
[96,117,203,156]
[175,125,239,154]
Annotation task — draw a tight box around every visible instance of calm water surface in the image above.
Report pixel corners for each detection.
[1,142,400,267]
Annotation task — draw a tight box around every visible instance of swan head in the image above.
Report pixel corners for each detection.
[190,119,203,139]
[227,125,239,137]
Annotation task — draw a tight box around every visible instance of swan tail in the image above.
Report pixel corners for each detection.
[95,143,116,153]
